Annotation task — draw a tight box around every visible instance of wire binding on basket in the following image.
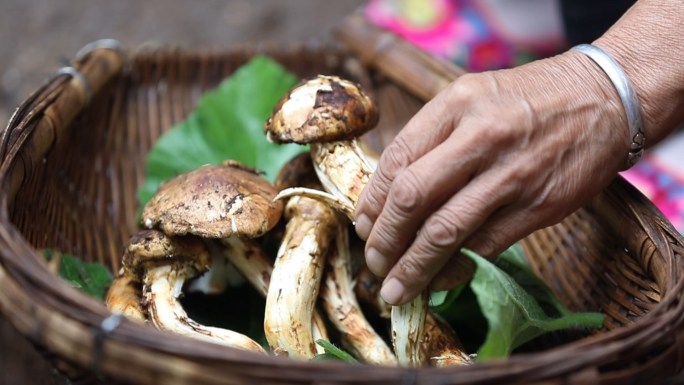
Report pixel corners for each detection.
[92,314,124,376]
[75,38,124,61]
[56,67,93,104]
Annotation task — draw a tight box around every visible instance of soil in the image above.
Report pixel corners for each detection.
[0,1,363,384]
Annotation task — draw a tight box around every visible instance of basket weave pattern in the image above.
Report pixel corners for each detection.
[0,40,682,385]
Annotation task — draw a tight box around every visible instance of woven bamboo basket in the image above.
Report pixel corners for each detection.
[1,14,683,384]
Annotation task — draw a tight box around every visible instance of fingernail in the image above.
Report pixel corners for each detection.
[355,214,372,241]
[366,247,387,276]
[380,278,405,305]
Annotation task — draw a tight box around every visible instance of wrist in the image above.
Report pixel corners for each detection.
[593,0,684,146]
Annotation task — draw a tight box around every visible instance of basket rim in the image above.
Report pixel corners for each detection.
[0,40,682,384]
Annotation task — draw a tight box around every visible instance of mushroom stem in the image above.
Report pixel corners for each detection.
[353,266,472,366]
[106,270,146,323]
[221,235,329,346]
[320,225,397,365]
[310,139,375,210]
[391,290,428,367]
[143,262,265,352]
[310,138,431,367]
[124,230,265,353]
[264,195,336,359]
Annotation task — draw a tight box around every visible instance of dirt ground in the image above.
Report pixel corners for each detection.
[0,1,363,384]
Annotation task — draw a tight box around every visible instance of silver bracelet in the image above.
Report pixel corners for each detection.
[571,43,645,170]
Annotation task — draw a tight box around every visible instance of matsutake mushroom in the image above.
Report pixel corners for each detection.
[262,152,334,359]
[142,159,328,351]
[141,161,282,298]
[122,229,265,352]
[266,75,377,216]
[267,75,429,367]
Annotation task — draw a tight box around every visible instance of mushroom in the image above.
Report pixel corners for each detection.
[142,159,328,353]
[266,75,429,367]
[319,224,397,365]
[105,269,146,323]
[262,152,334,359]
[141,161,282,304]
[266,75,377,217]
[263,193,337,359]
[122,229,265,352]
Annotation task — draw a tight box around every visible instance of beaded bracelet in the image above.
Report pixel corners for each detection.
[571,43,645,170]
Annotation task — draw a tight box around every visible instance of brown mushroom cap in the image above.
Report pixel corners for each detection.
[264,75,379,144]
[274,152,320,191]
[142,161,283,239]
[122,229,210,277]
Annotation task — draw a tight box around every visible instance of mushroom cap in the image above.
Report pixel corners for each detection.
[264,75,379,144]
[142,161,283,238]
[122,229,210,277]
[274,152,320,191]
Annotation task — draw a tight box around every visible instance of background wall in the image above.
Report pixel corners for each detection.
[0,1,363,383]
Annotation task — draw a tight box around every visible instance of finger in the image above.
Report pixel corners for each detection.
[430,202,550,292]
[355,93,461,240]
[379,170,517,305]
[362,130,486,277]
[428,253,476,292]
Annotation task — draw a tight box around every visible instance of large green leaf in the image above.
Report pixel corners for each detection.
[137,56,305,208]
[463,248,604,360]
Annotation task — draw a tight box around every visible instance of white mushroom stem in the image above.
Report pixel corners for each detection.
[264,195,336,359]
[391,290,428,367]
[309,138,430,368]
[220,237,273,295]
[310,139,374,210]
[320,225,397,365]
[220,235,329,349]
[353,267,471,367]
[143,262,265,353]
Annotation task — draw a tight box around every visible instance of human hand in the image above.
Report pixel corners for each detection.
[354,52,629,305]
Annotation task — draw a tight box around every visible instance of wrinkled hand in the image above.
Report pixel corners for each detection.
[354,52,628,305]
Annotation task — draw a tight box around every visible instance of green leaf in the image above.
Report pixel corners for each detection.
[137,55,306,209]
[43,249,113,301]
[463,248,604,360]
[313,339,358,363]
[430,285,465,311]
[494,244,572,317]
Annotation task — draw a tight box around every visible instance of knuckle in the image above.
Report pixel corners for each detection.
[388,169,423,216]
[396,254,432,280]
[422,211,462,249]
[380,135,413,176]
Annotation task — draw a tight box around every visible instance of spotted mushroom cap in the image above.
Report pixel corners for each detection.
[274,152,320,191]
[142,161,283,239]
[264,75,379,144]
